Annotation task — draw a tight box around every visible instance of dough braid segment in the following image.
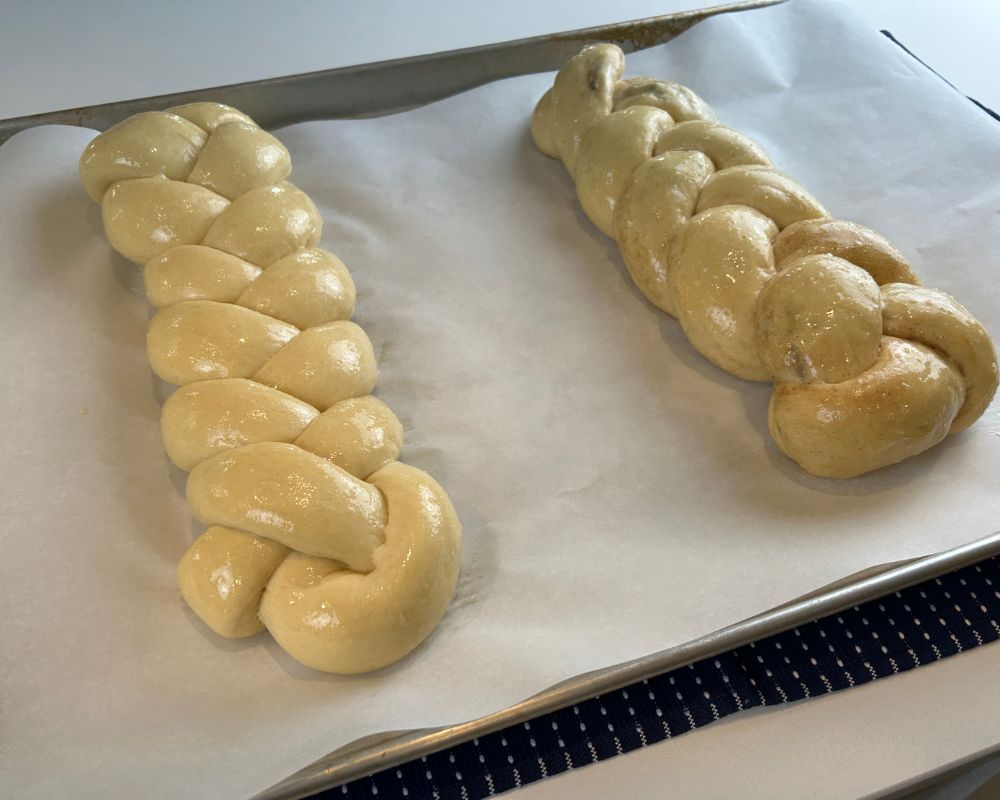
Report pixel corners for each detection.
[533,44,998,478]
[80,103,461,673]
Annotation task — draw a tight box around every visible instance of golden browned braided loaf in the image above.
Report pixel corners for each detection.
[532,44,998,478]
[80,103,461,673]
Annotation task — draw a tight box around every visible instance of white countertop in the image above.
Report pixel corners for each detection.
[5,1,998,797]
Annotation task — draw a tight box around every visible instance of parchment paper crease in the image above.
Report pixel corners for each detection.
[2,1,998,797]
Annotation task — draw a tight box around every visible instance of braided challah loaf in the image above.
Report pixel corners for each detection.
[79,103,461,673]
[533,44,998,478]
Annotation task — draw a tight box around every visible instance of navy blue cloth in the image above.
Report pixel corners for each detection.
[308,33,1000,800]
[317,557,1000,799]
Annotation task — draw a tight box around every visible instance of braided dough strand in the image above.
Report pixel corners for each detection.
[80,103,461,673]
[533,45,998,478]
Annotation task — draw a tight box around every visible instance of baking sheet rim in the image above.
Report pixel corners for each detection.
[257,529,1000,800]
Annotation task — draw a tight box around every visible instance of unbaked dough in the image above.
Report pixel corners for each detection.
[533,44,998,478]
[80,103,461,673]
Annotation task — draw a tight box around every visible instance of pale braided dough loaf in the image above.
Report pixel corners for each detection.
[80,103,461,673]
[533,44,998,478]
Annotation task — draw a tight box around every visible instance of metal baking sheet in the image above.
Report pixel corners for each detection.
[6,3,999,798]
[0,1,778,143]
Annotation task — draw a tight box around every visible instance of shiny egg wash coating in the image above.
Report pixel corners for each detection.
[533,44,998,478]
[80,103,461,674]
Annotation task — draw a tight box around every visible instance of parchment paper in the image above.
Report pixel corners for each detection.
[3,1,999,797]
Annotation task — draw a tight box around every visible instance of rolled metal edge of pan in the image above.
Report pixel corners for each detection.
[254,528,1000,800]
[0,0,781,143]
